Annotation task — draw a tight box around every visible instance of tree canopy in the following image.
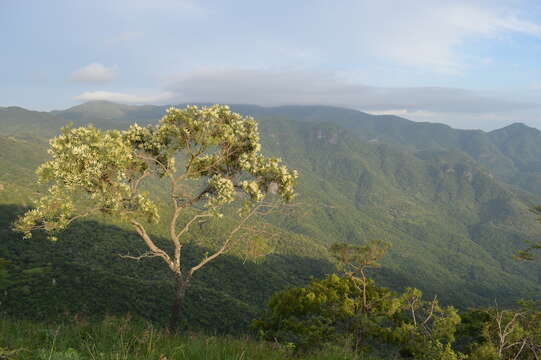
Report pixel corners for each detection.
[14,104,298,331]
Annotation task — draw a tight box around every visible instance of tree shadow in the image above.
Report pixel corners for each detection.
[0,204,334,334]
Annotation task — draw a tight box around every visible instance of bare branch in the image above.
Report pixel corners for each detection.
[512,339,527,360]
[67,206,102,224]
[174,187,210,210]
[118,251,161,261]
[130,219,175,273]
[130,170,150,194]
[409,295,419,327]
[176,213,212,241]
[421,295,438,326]
[189,204,261,277]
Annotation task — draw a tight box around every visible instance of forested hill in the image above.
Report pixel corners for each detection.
[1,101,541,331]
[11,101,541,198]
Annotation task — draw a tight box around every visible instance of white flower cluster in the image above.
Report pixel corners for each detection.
[16,125,160,238]
[156,104,298,206]
[15,185,75,240]
[240,180,264,202]
[15,104,298,240]
[206,175,235,215]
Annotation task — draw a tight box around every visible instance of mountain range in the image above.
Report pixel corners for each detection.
[1,101,541,330]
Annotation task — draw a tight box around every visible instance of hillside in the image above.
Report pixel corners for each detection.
[233,104,541,197]
[1,101,541,331]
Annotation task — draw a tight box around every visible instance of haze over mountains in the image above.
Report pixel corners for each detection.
[1,101,541,328]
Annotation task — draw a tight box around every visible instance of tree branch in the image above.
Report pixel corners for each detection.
[176,213,212,241]
[118,251,161,261]
[421,295,438,326]
[129,219,175,272]
[130,170,150,193]
[188,204,260,277]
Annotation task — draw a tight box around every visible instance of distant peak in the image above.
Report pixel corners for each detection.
[2,106,29,111]
[0,105,46,114]
[85,100,114,104]
[62,100,128,113]
[489,122,540,139]
[505,122,530,129]
[75,100,119,108]
[493,122,536,132]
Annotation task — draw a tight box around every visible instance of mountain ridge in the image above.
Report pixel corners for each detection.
[9,100,539,133]
[1,101,541,327]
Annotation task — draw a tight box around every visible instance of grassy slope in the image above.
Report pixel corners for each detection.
[0,317,364,360]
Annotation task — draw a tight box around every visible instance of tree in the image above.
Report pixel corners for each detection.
[329,240,390,311]
[257,241,464,358]
[253,274,398,353]
[393,287,463,359]
[254,274,464,358]
[14,105,298,332]
[470,301,541,360]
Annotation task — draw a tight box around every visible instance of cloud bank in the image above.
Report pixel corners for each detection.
[164,68,536,114]
[75,67,541,129]
[75,90,174,104]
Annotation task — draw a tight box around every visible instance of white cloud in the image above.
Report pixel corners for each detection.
[496,15,541,36]
[70,63,116,84]
[365,109,438,118]
[75,91,175,104]
[349,0,541,72]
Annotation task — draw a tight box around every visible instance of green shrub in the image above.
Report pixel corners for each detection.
[254,274,465,358]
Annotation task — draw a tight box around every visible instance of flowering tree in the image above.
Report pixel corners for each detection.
[15,105,298,331]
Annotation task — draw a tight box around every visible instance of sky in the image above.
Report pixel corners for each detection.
[1,0,541,130]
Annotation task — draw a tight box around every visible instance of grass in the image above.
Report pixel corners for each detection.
[0,316,368,360]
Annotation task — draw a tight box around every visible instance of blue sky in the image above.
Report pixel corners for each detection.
[1,0,541,129]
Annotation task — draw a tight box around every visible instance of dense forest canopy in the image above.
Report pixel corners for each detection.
[2,102,541,358]
[2,102,541,308]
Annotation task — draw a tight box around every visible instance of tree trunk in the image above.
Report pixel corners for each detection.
[360,270,367,311]
[169,273,189,332]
